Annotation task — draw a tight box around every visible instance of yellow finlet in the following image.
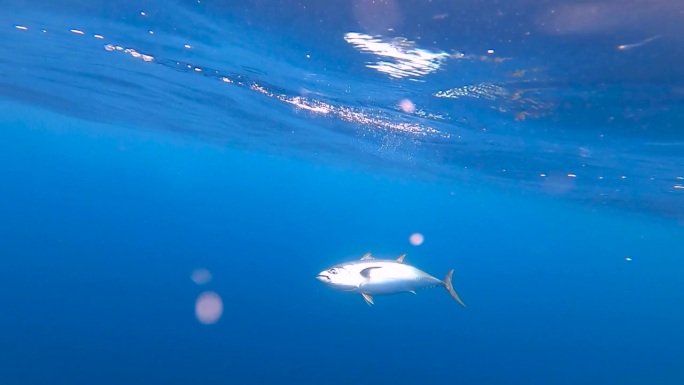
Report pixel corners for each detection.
[361,293,374,306]
[396,254,407,263]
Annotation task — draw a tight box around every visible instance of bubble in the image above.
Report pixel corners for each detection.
[409,233,424,246]
[191,268,212,285]
[195,291,223,325]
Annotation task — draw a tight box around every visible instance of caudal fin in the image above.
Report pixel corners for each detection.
[443,269,466,307]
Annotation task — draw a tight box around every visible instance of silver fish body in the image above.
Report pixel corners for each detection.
[316,253,466,307]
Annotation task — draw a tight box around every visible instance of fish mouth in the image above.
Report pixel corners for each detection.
[316,274,330,283]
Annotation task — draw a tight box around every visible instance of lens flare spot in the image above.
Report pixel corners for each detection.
[191,268,212,285]
[195,291,223,325]
[409,233,424,246]
[399,99,416,113]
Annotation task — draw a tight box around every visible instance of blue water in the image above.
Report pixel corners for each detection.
[1,1,683,384]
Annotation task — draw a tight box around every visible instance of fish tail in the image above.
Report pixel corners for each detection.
[443,269,466,307]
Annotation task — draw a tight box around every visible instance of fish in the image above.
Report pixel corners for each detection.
[316,252,466,307]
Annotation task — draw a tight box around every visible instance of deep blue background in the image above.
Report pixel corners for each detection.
[1,0,684,384]
[1,103,682,385]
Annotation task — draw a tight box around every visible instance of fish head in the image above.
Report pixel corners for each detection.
[316,265,358,290]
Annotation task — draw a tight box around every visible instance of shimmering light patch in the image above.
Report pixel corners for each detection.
[195,291,223,324]
[70,29,85,35]
[94,34,104,39]
[15,25,28,30]
[344,32,450,79]
[625,257,632,261]
[413,109,446,120]
[248,83,442,137]
[184,44,192,49]
[250,83,274,97]
[435,82,555,120]
[104,44,154,62]
[409,233,424,246]
[435,83,508,100]
[191,269,212,285]
[282,97,332,114]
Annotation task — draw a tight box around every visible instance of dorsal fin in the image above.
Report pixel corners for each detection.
[360,252,373,260]
[396,254,407,263]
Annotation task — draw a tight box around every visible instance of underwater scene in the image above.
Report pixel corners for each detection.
[1,1,683,384]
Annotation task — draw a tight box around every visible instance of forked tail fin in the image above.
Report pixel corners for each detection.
[443,269,466,307]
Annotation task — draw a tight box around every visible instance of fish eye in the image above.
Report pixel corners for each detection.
[328,268,337,274]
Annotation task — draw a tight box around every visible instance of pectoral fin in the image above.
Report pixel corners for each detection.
[360,267,381,278]
[396,254,407,263]
[361,293,374,306]
[408,290,416,295]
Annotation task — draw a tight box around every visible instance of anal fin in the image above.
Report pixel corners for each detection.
[361,293,374,306]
